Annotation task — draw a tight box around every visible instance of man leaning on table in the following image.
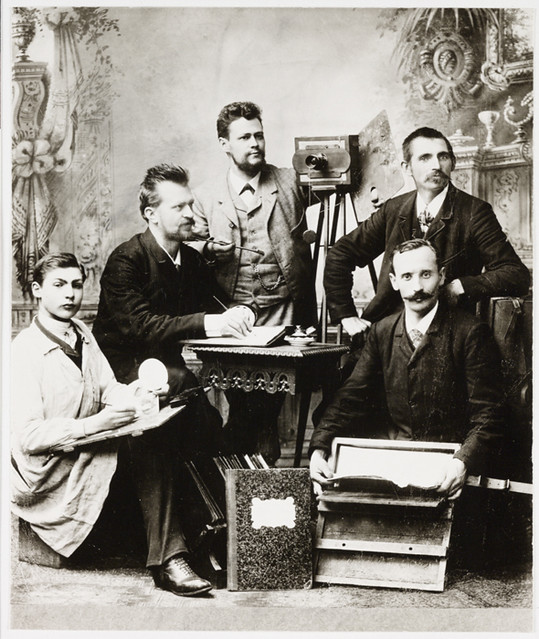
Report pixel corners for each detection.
[91,163,257,595]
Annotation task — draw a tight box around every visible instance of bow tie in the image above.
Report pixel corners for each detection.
[240,183,255,195]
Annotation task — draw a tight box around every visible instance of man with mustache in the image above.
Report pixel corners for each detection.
[92,163,255,595]
[191,102,317,463]
[324,127,530,350]
[310,238,506,503]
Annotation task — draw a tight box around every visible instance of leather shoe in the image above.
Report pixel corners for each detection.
[152,554,212,596]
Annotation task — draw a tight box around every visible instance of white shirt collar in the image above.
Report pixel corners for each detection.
[228,170,261,196]
[406,301,439,335]
[149,225,181,266]
[416,185,449,218]
[37,310,76,340]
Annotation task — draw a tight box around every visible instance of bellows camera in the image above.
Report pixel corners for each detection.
[292,135,359,191]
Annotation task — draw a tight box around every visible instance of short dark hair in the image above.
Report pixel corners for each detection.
[216,101,263,139]
[139,163,190,220]
[33,252,86,286]
[390,238,441,274]
[402,127,455,167]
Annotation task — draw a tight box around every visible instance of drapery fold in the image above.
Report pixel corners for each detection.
[12,9,82,295]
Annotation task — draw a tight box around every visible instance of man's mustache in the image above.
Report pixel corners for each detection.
[404,291,433,303]
[428,170,450,180]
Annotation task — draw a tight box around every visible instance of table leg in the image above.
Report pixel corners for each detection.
[294,390,312,468]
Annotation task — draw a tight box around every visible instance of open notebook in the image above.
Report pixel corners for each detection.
[183,325,288,348]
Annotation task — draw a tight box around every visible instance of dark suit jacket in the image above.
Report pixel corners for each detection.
[324,183,530,324]
[309,304,506,475]
[93,228,226,386]
[193,164,317,327]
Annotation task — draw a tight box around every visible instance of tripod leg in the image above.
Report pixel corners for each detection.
[311,198,326,287]
[329,193,343,246]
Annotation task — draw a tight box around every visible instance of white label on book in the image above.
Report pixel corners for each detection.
[251,497,296,529]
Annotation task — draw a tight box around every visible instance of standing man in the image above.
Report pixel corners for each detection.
[324,127,530,346]
[310,239,506,501]
[192,101,317,463]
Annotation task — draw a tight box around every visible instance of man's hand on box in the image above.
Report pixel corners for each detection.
[309,449,334,496]
[437,457,467,500]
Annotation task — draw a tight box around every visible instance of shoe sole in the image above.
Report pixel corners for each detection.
[154,581,213,597]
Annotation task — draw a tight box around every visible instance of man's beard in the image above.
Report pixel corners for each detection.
[235,152,265,176]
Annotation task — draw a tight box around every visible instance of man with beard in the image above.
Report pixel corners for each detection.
[92,164,255,595]
[324,127,530,349]
[309,238,506,502]
[191,102,317,464]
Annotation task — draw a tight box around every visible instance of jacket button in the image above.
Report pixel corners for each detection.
[229,222,235,228]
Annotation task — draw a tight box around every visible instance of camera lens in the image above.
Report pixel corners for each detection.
[305,153,328,170]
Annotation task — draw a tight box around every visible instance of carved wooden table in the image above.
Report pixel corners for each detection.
[184,342,349,467]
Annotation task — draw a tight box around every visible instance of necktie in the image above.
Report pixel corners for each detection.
[408,328,424,350]
[240,183,256,209]
[418,208,434,234]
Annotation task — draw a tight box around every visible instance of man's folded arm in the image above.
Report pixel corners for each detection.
[459,201,530,301]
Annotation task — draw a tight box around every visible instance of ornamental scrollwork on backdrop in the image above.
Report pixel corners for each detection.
[418,31,482,112]
[480,9,533,92]
[11,7,120,298]
[492,170,520,221]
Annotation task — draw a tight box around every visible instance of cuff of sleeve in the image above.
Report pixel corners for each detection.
[204,314,222,337]
[74,418,88,439]
[308,444,331,459]
[451,279,465,296]
[453,448,478,475]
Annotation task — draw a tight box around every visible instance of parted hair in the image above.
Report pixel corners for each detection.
[139,163,190,220]
[390,238,441,273]
[32,252,86,285]
[402,127,456,168]
[217,101,263,139]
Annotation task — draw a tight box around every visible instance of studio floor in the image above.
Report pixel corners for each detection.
[8,517,534,633]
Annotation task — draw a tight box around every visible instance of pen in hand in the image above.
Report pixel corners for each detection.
[212,295,229,311]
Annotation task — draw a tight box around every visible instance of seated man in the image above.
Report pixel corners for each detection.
[92,163,256,460]
[11,253,211,596]
[310,238,506,501]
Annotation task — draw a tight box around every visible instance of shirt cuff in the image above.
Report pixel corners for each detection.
[74,418,88,439]
[452,279,465,296]
[204,314,222,337]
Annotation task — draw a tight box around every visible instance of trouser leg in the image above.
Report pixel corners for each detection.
[125,424,188,567]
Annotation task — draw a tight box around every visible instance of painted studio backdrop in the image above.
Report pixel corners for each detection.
[10,6,533,455]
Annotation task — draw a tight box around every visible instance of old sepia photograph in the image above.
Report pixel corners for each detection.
[1,1,535,634]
